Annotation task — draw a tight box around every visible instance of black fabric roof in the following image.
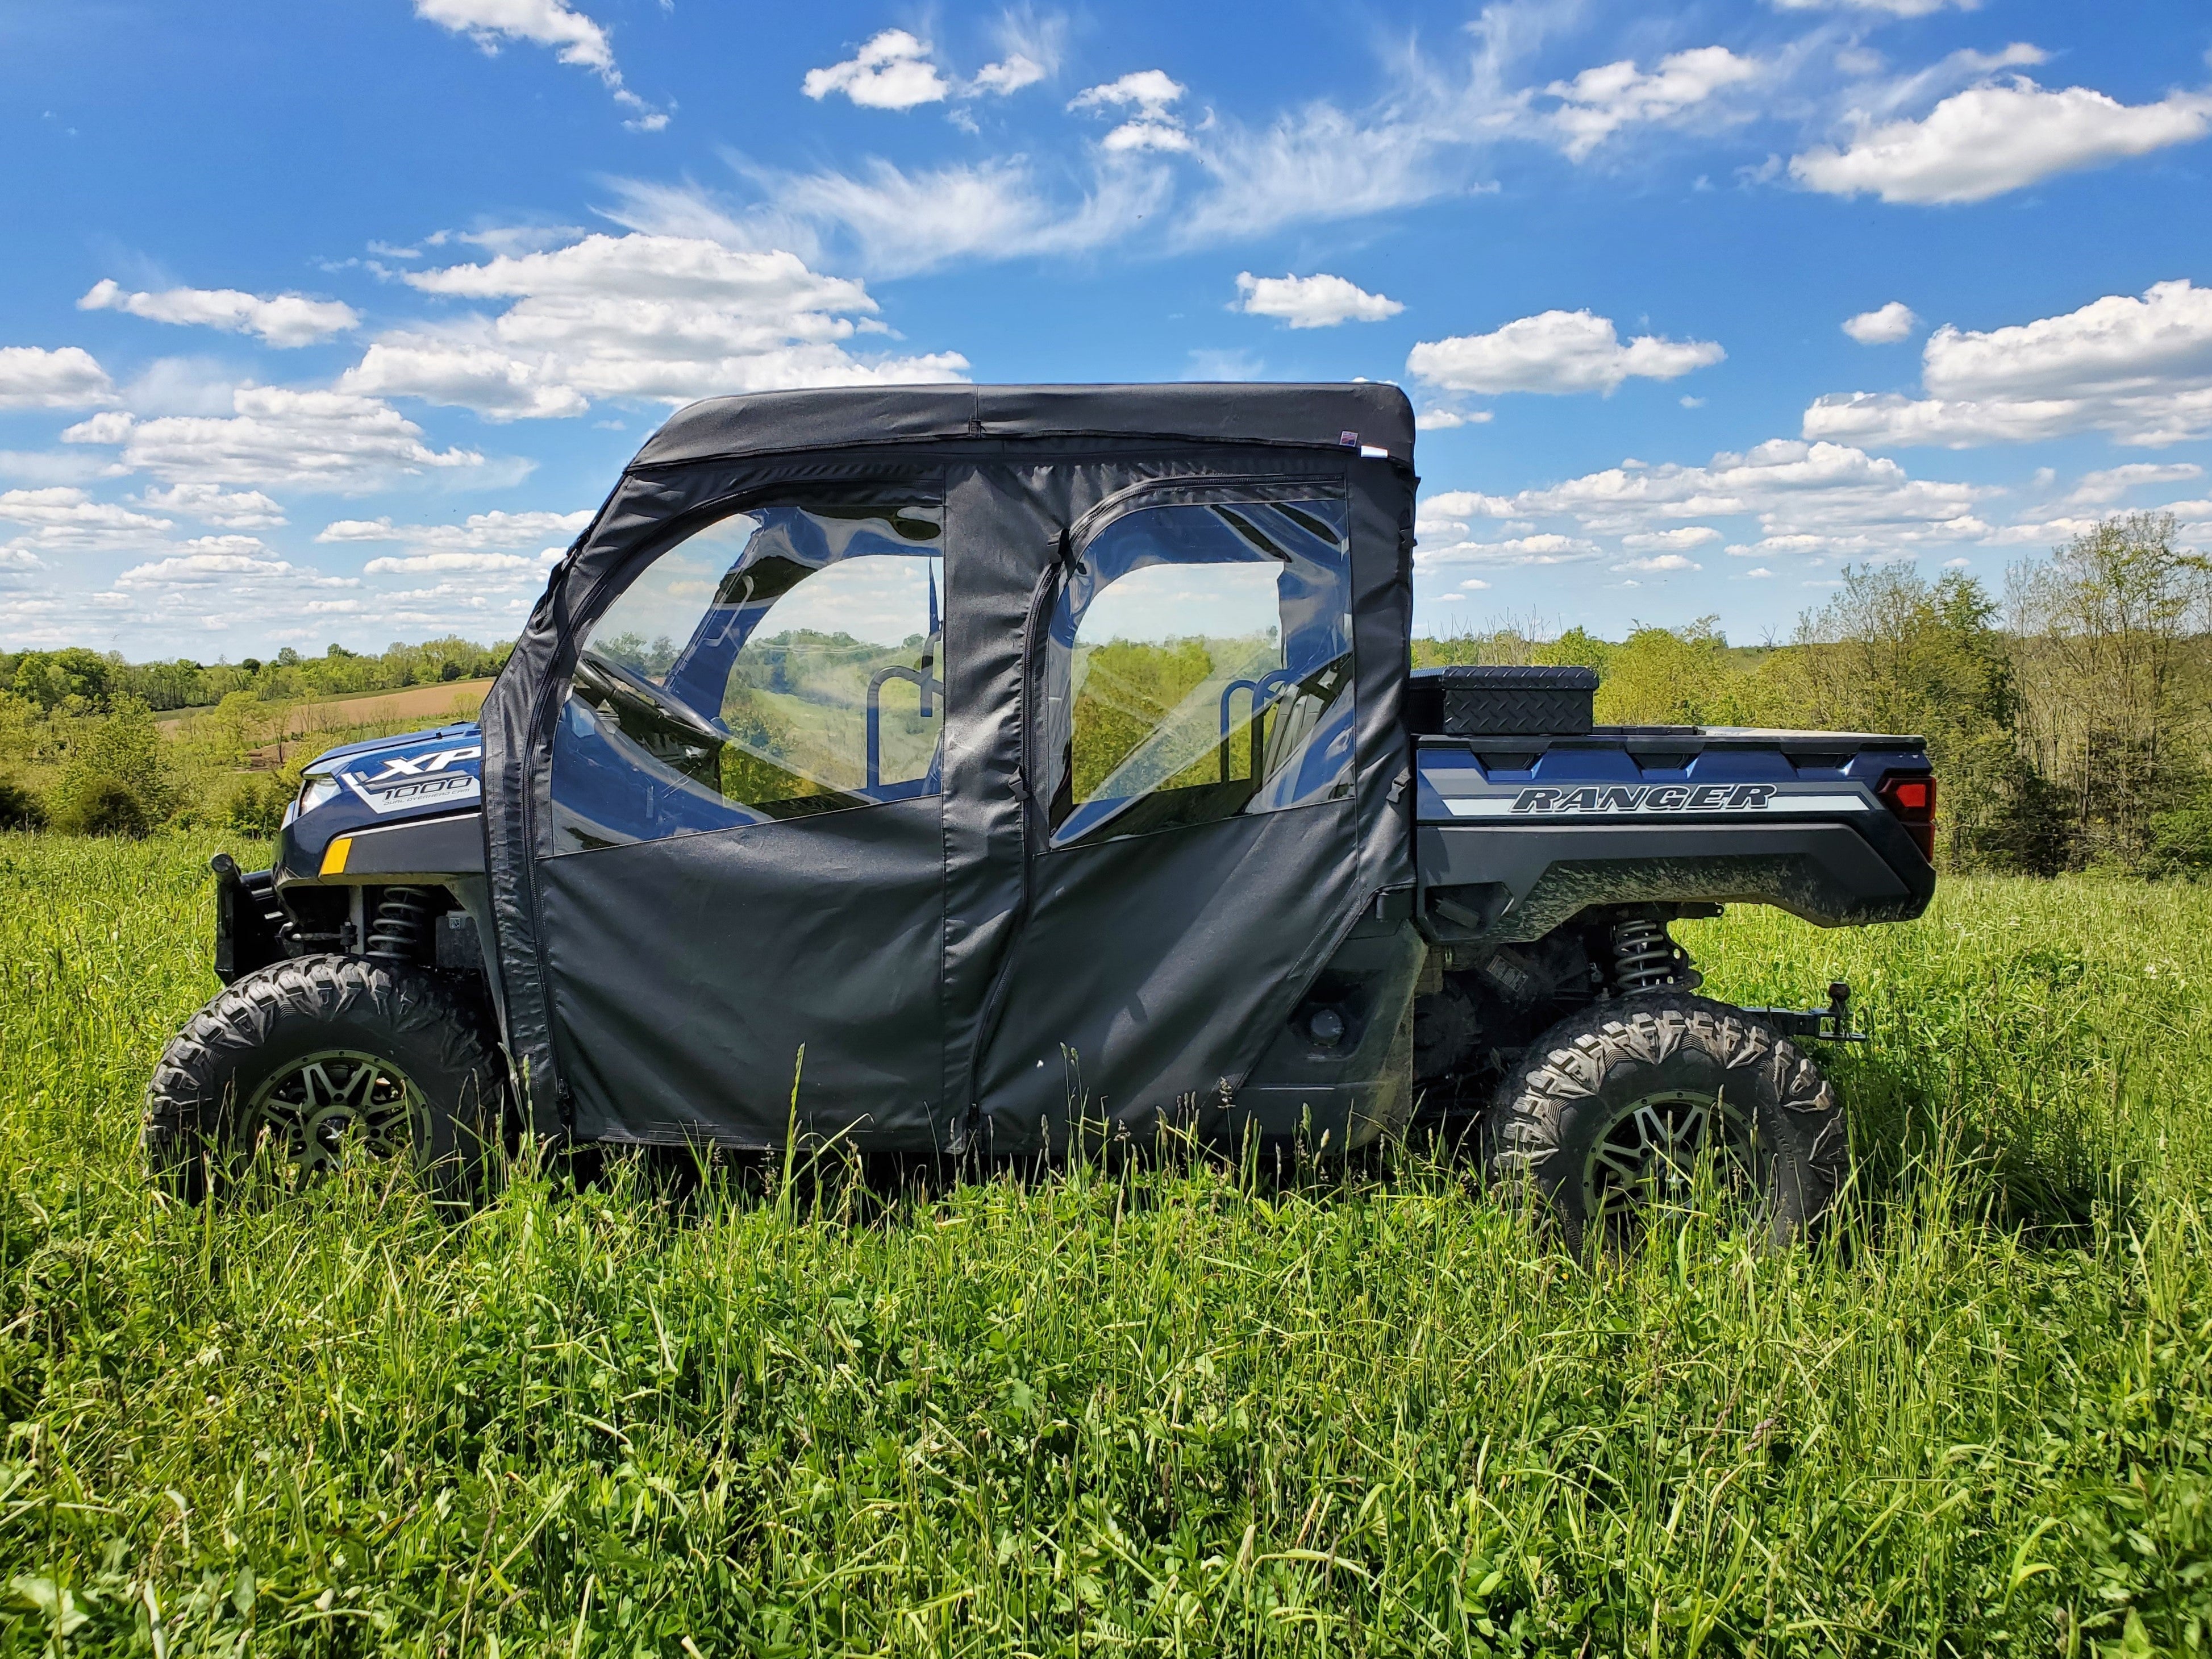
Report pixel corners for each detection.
[630,382,1417,469]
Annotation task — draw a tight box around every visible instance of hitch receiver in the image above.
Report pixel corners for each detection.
[1744,981,1867,1043]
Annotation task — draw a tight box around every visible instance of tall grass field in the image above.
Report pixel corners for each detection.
[3,833,2210,1656]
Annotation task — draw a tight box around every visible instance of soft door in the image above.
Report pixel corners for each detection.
[535,487,950,1147]
[976,484,1363,1144]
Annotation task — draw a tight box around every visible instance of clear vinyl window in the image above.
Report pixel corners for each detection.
[549,497,943,852]
[1045,497,1352,847]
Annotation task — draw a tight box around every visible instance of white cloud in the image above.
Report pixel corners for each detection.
[803,19,1056,112]
[413,0,663,128]
[1805,280,2212,448]
[614,29,1499,272]
[803,30,950,111]
[318,508,591,548]
[415,0,611,71]
[1070,69,1185,118]
[1981,515,2109,547]
[78,278,358,347]
[344,233,968,417]
[730,159,1168,278]
[2055,463,2203,508]
[972,55,1047,97]
[1415,409,1493,431]
[1844,301,1918,344]
[316,517,396,542]
[1174,102,1470,246]
[136,483,289,529]
[1070,69,1190,154]
[1233,272,1402,329]
[1102,120,1193,155]
[0,346,115,409]
[1544,47,1761,163]
[970,10,1064,99]
[115,356,247,418]
[1416,531,1601,567]
[1504,438,1993,553]
[1408,310,1724,396]
[1621,526,1722,551]
[1415,491,1518,542]
[0,486,169,533]
[64,387,485,488]
[1791,78,2212,206]
[60,411,135,446]
[1923,281,2212,402]
[1801,392,2085,448]
[0,449,123,488]
[1614,552,1702,572]
[1847,45,2047,126]
[381,583,509,608]
[0,487,172,555]
[343,339,588,420]
[361,549,559,577]
[115,535,357,589]
[1743,567,1774,577]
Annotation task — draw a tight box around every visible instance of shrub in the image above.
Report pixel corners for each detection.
[52,776,153,837]
[221,771,293,835]
[0,774,44,830]
[47,698,178,838]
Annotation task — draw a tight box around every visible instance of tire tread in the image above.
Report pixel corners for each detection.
[145,954,502,1204]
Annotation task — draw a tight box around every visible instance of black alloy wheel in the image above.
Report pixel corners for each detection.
[1482,992,1846,1252]
[145,954,506,1211]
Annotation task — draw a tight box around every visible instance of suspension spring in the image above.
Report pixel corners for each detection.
[366,886,434,963]
[1610,916,1682,993]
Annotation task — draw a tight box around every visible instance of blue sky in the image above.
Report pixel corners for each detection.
[2,0,2209,659]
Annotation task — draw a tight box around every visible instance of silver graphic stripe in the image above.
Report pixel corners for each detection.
[1443,792,1871,819]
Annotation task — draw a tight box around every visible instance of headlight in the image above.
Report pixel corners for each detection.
[298,774,341,814]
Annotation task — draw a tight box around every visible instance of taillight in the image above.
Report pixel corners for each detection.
[1876,772,1936,864]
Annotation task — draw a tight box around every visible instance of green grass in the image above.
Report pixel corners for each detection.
[3,834,2210,1656]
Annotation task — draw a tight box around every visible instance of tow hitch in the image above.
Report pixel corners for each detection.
[1744,981,1868,1043]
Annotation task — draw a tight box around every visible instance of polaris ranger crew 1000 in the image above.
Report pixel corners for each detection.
[148,384,1936,1246]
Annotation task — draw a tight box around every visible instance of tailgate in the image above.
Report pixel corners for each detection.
[1414,726,1936,943]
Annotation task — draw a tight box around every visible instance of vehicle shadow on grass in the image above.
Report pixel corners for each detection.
[547,1077,2126,1268]
[570,1115,1423,1228]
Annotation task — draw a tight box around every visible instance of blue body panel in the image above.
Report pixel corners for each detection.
[277,722,483,879]
[1411,729,1936,939]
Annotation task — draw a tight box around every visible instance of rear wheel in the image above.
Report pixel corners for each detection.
[145,955,506,1210]
[1482,992,1845,1251]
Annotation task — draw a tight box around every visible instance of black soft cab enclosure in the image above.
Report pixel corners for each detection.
[482,384,1420,1157]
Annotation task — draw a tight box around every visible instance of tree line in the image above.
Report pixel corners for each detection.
[1,515,2206,872]
[0,637,509,837]
[0,635,510,714]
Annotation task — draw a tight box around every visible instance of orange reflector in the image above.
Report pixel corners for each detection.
[320,835,354,876]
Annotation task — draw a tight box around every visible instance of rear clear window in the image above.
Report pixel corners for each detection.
[1044,497,1352,847]
[549,498,943,851]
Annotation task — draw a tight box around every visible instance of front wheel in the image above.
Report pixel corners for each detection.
[145,955,507,1210]
[1482,992,1846,1252]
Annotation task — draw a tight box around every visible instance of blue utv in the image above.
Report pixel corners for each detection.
[148,384,1936,1248]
